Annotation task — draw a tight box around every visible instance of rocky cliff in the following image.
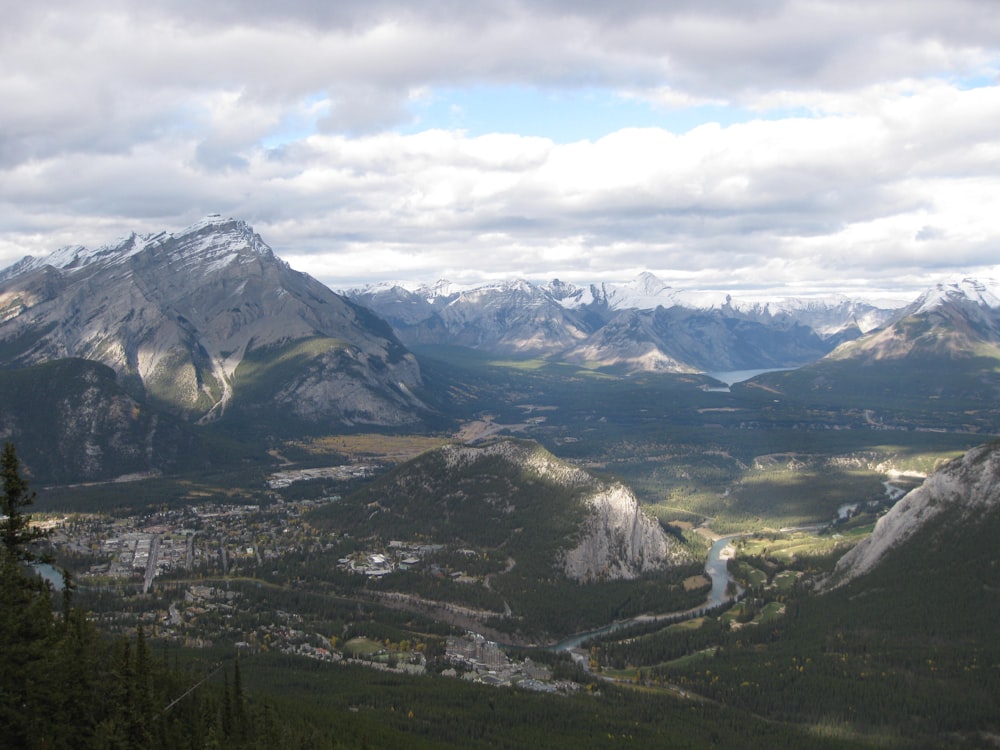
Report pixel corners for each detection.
[562,482,687,581]
[439,440,687,581]
[830,441,1000,587]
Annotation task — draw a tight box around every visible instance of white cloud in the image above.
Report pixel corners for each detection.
[1,0,998,294]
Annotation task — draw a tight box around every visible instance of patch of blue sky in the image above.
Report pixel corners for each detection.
[401,85,811,142]
[260,93,330,150]
[952,72,1000,90]
[255,86,821,148]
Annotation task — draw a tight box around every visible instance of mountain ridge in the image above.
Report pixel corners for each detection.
[824,276,1000,365]
[314,438,692,584]
[0,216,426,429]
[346,271,920,373]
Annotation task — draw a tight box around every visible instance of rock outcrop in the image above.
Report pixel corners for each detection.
[438,440,687,581]
[830,441,1000,587]
[563,482,687,581]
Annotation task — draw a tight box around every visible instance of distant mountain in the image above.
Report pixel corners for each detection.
[733,276,1000,432]
[348,279,595,356]
[831,440,1000,587]
[544,272,896,336]
[826,277,1000,364]
[0,217,426,430]
[347,272,901,373]
[561,305,833,373]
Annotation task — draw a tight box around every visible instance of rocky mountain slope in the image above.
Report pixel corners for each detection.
[315,439,691,582]
[0,217,425,428]
[347,272,901,373]
[560,304,832,373]
[348,279,595,356]
[0,358,204,483]
[831,441,1000,587]
[729,276,1000,432]
[826,277,1000,364]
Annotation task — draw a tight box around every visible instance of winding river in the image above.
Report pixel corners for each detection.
[550,534,741,651]
[547,476,916,651]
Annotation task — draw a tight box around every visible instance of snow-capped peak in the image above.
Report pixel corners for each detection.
[912,277,1000,315]
[154,216,276,276]
[0,216,273,283]
[418,279,477,300]
[598,272,674,311]
[2,232,149,279]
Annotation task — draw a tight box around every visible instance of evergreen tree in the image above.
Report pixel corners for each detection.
[1,441,48,564]
[0,442,54,747]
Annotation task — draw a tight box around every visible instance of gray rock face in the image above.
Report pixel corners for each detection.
[831,442,1000,587]
[0,217,425,426]
[347,273,903,373]
[562,482,690,581]
[349,279,593,356]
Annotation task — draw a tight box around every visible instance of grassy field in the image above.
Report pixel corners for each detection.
[342,636,385,658]
[736,528,873,567]
[281,433,450,463]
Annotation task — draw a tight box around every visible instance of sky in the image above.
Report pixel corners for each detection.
[1,0,999,298]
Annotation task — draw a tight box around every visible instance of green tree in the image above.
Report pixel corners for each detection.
[0,442,55,746]
[1,441,48,564]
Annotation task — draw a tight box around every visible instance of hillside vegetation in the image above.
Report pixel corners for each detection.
[310,439,705,637]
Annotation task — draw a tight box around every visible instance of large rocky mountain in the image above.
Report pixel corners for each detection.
[0,217,426,429]
[831,440,1000,587]
[347,272,901,373]
[726,277,1000,432]
[825,277,1000,364]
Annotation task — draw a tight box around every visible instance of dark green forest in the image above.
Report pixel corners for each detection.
[5,341,1000,748]
[2,438,871,750]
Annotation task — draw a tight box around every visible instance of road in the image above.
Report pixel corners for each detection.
[142,535,160,594]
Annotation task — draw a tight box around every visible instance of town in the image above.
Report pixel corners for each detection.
[36,493,586,695]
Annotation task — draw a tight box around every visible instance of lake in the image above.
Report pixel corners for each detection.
[703,367,793,389]
[32,562,65,590]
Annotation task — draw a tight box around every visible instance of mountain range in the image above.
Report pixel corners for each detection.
[0,217,426,430]
[735,276,1000,433]
[346,274,930,373]
[3,216,1000,480]
[6,216,997,391]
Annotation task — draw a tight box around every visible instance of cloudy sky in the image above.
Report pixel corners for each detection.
[2,0,999,296]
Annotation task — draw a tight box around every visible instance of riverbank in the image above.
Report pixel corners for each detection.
[549,530,743,651]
